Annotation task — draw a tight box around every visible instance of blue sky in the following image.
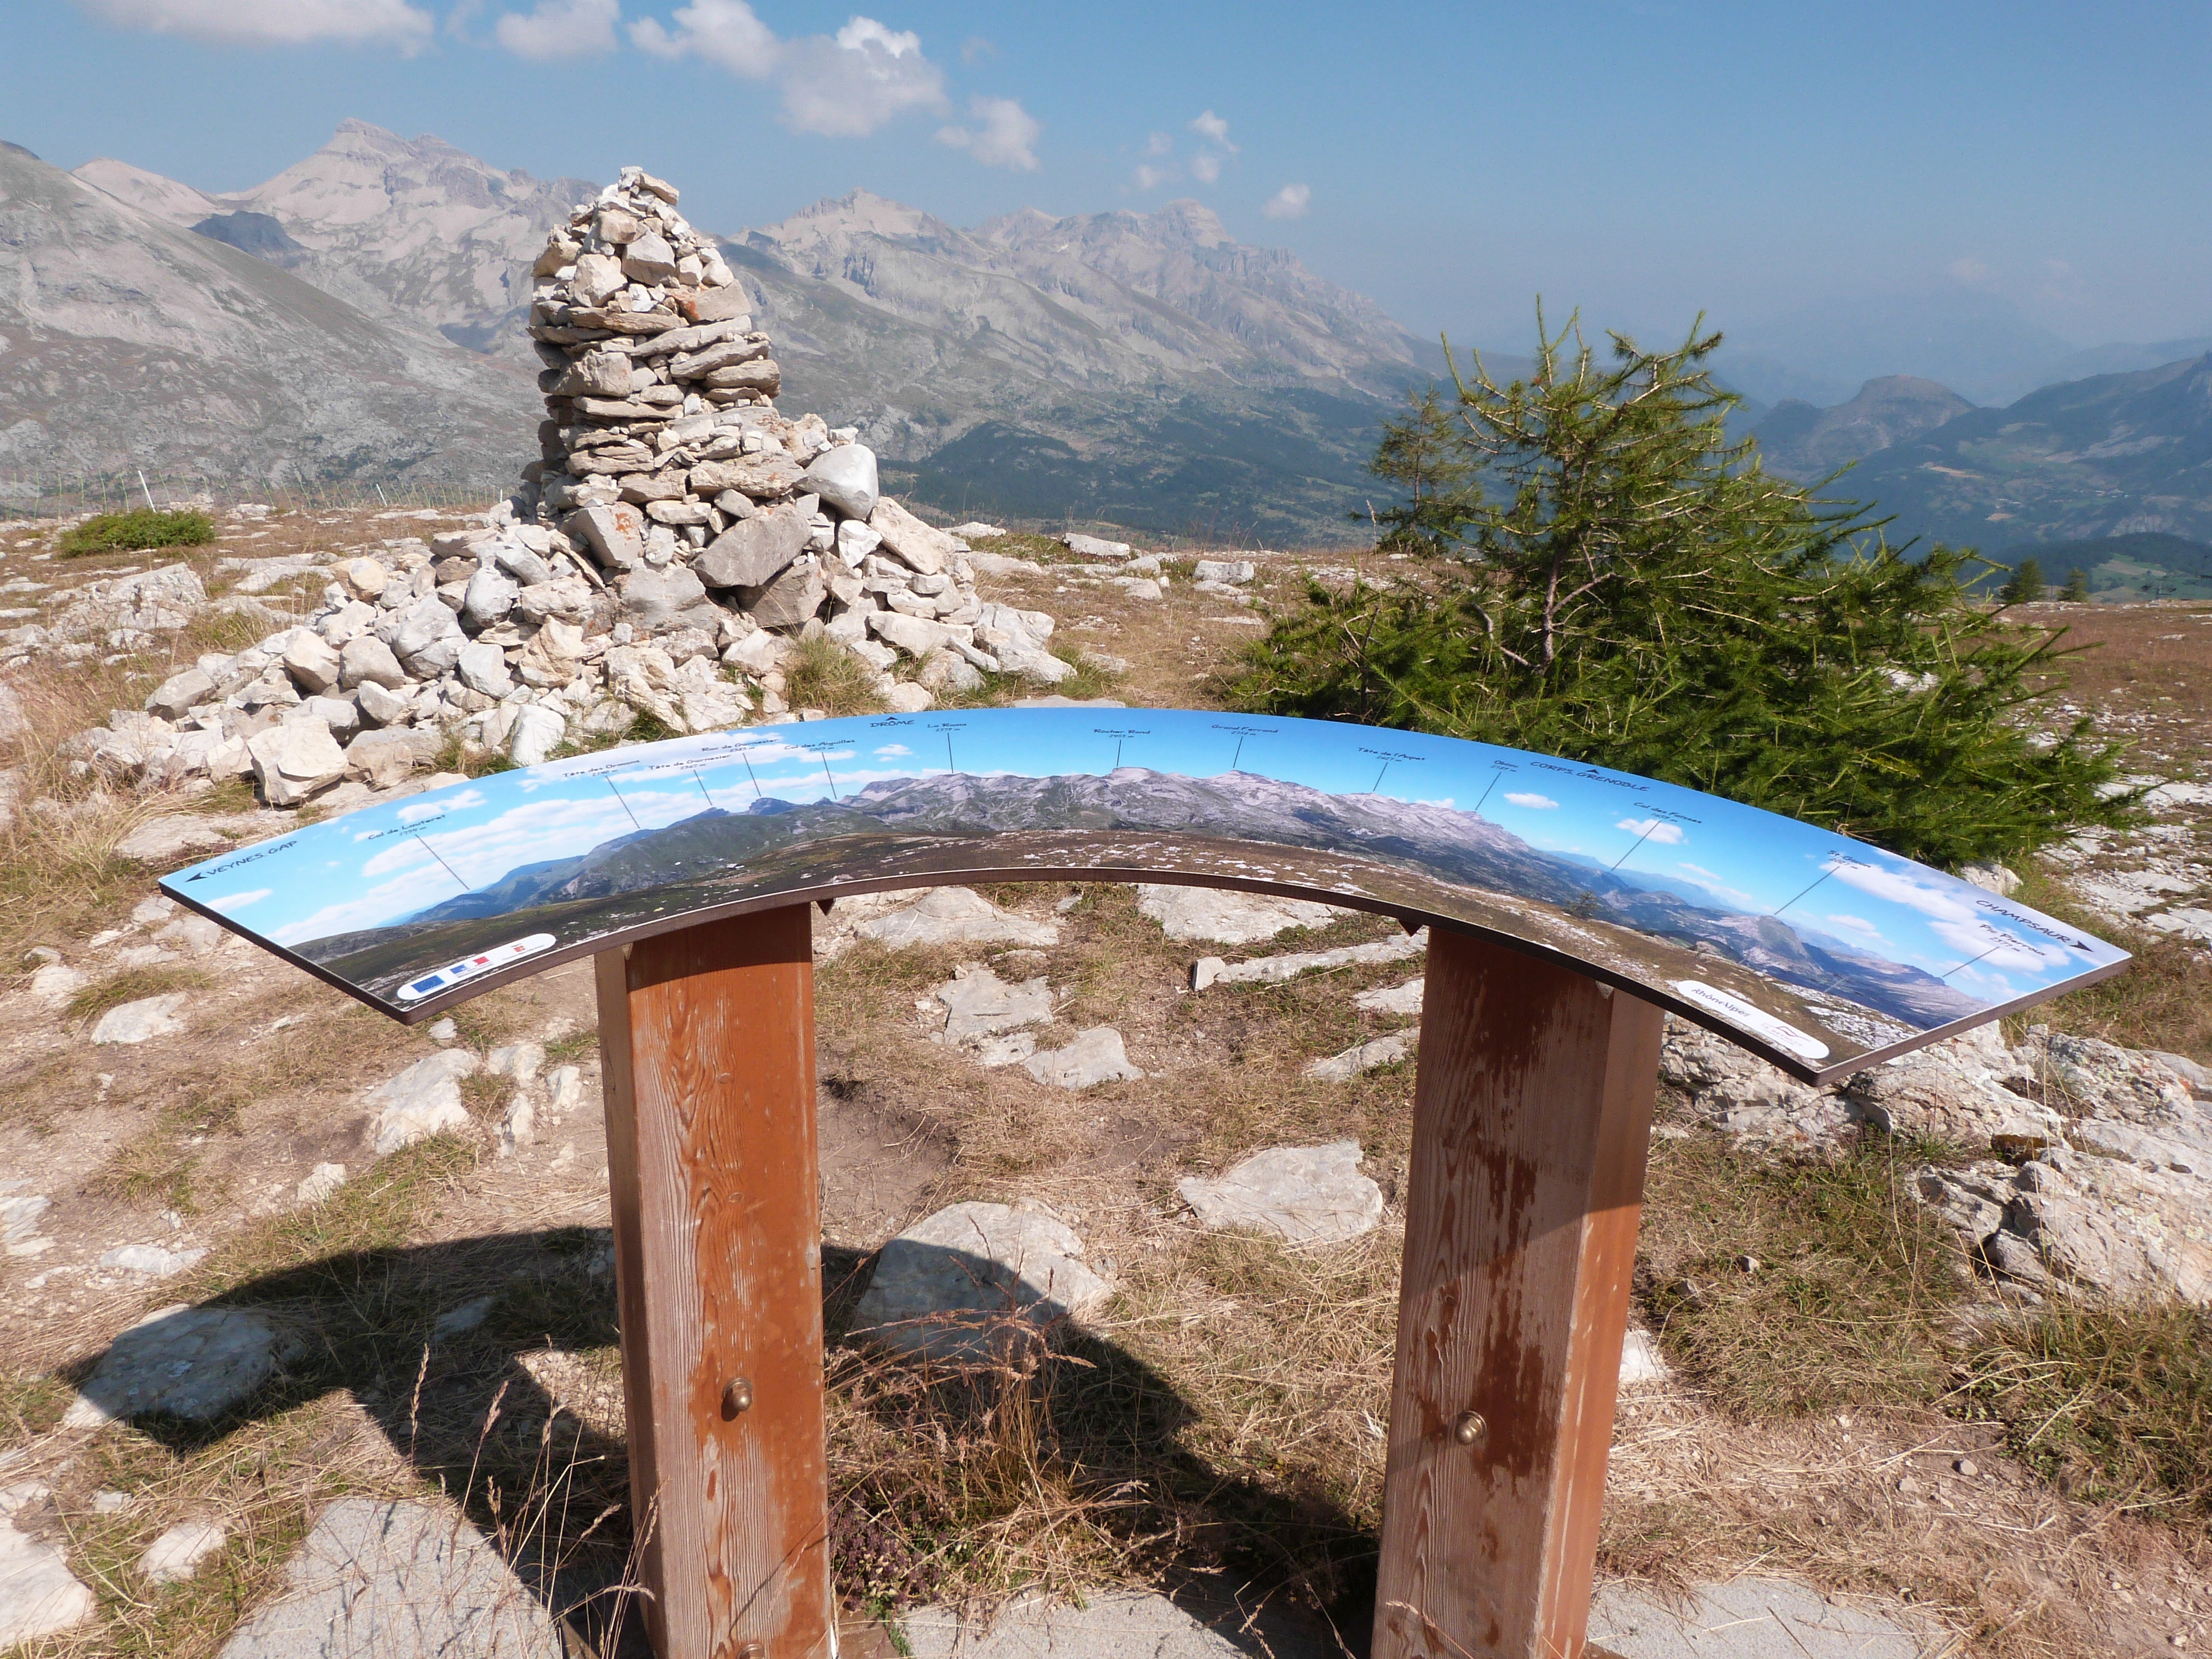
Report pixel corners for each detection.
[14,1,2209,353]
[168,709,2122,1019]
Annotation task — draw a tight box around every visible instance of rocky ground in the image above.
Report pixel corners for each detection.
[0,508,2208,1658]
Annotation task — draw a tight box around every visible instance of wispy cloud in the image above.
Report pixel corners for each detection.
[1616,816,1686,846]
[1503,791,1558,810]
[631,3,947,135]
[1188,109,1238,152]
[937,95,1041,170]
[1261,182,1311,220]
[495,0,619,58]
[77,0,434,48]
[1190,152,1221,184]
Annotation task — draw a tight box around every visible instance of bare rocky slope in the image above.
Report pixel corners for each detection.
[63,126,1437,538]
[0,140,534,492]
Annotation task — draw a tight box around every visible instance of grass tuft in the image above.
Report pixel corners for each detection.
[58,508,216,557]
[1966,1298,2212,1520]
[785,634,889,717]
[65,965,213,1027]
[1640,1128,1970,1417]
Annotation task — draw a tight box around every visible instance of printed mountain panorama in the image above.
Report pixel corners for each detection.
[291,763,1988,1052]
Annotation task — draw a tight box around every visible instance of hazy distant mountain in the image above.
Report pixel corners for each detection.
[1839,353,2212,553]
[1719,285,2079,407]
[79,122,594,368]
[723,190,1435,538]
[0,140,534,491]
[346,766,1979,1028]
[1754,375,1976,481]
[66,127,1432,535]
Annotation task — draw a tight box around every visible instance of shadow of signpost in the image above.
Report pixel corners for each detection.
[79,1230,1373,1659]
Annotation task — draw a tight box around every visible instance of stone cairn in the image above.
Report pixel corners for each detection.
[114,165,1073,810]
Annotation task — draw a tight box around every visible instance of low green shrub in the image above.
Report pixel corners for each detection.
[58,508,216,556]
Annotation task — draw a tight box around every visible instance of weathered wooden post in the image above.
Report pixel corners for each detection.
[1374,931,1662,1659]
[597,905,835,1659]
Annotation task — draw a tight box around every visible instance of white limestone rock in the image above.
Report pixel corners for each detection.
[932,966,1054,1045]
[213,1498,565,1659]
[854,886,1060,951]
[247,718,347,807]
[1022,1026,1141,1090]
[66,1303,294,1427]
[1179,1141,1384,1243]
[98,1243,208,1277]
[1062,533,1133,561]
[508,703,568,766]
[802,443,879,520]
[139,1518,228,1585]
[0,1515,94,1647]
[295,1163,348,1205]
[1352,978,1425,1016]
[90,992,190,1046]
[362,1050,481,1156]
[1137,884,1350,946]
[852,1202,1113,1360]
[1304,1030,1418,1083]
[116,813,238,863]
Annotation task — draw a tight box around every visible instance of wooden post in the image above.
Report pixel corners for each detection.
[598,906,834,1659]
[1373,930,1663,1659]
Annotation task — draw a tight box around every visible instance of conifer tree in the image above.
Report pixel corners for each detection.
[1363,387,1477,554]
[2060,568,2093,602]
[1229,315,2129,865]
[1998,557,2046,606]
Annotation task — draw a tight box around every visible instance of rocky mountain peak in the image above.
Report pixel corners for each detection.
[74,156,222,225]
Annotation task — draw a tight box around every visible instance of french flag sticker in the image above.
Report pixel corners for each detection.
[398,933,558,1004]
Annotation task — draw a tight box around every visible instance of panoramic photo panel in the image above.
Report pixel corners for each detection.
[160,708,2128,1083]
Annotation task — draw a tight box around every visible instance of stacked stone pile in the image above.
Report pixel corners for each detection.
[513,164,1071,693]
[72,165,1074,812]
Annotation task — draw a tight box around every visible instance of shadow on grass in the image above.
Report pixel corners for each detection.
[77,1232,1371,1659]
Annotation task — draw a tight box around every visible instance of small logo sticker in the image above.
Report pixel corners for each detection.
[398,933,558,1003]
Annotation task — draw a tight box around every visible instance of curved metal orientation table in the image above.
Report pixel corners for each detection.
[164,709,2124,1659]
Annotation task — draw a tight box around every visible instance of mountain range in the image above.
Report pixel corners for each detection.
[0,138,534,495]
[1752,355,2212,593]
[35,123,1433,536]
[306,765,1981,1032]
[11,118,2211,560]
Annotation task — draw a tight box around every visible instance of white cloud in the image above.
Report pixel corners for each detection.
[781,17,946,136]
[1261,182,1311,220]
[1929,917,2073,977]
[208,889,270,912]
[76,0,434,46]
[1826,860,1978,924]
[629,0,778,72]
[1823,913,1886,941]
[1188,109,1237,152]
[936,96,1041,170]
[1142,131,1173,158]
[874,744,913,758]
[1189,152,1221,184]
[1616,816,1687,846]
[495,0,619,58]
[1503,791,1558,810]
[1134,163,1172,191]
[1671,862,1761,908]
